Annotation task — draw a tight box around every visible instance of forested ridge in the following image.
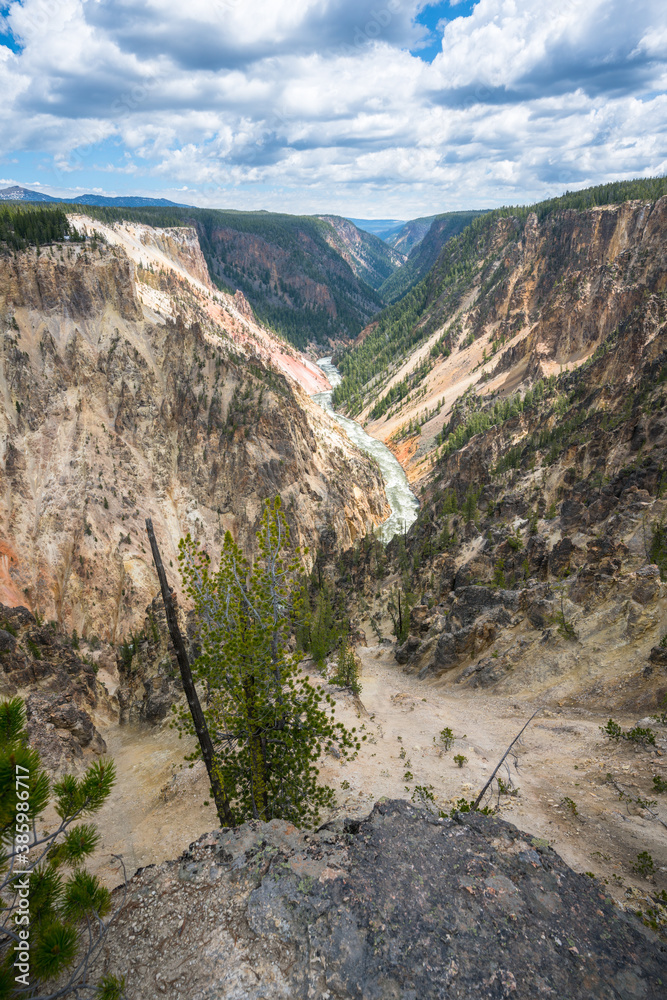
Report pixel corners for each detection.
[379,210,487,304]
[71,204,385,349]
[332,176,667,416]
[0,204,77,250]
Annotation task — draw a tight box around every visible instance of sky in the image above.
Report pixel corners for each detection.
[0,0,665,217]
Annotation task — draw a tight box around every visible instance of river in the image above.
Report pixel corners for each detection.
[313,357,419,544]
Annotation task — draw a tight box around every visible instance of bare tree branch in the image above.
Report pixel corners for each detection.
[472,710,541,811]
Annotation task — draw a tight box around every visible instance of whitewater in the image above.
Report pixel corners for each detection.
[314,358,419,544]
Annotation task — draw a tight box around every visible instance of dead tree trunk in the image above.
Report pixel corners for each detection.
[145,518,235,828]
[471,710,540,811]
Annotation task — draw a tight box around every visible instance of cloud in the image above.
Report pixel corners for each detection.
[81,0,428,70]
[0,0,664,215]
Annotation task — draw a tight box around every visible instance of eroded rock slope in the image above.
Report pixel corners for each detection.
[331,189,667,713]
[0,221,388,639]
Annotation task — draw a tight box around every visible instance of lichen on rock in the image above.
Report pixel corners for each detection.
[93,800,666,998]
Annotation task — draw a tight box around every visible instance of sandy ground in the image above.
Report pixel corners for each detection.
[89,644,667,922]
[326,646,667,904]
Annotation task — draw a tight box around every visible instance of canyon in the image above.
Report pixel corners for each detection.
[2,187,667,997]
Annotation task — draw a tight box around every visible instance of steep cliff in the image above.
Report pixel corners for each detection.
[0,601,109,770]
[317,214,405,289]
[0,223,388,640]
[197,212,385,348]
[335,191,667,467]
[327,186,667,714]
[74,205,392,350]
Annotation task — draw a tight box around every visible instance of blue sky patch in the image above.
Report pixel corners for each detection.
[412,1,478,62]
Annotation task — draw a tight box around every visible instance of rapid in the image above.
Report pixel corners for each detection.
[314,357,419,543]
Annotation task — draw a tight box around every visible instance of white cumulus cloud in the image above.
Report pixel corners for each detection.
[0,0,664,215]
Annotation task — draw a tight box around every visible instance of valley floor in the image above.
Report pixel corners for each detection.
[91,642,667,922]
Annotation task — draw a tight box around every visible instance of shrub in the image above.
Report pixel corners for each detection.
[454,754,467,768]
[601,718,623,741]
[26,638,42,660]
[497,777,518,797]
[331,633,362,695]
[626,726,656,746]
[633,851,655,878]
[411,784,436,806]
[439,727,455,750]
[600,718,655,745]
[561,796,578,816]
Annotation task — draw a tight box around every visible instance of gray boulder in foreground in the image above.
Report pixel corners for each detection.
[98,800,666,998]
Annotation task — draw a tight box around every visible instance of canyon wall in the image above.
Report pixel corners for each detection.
[0,225,388,640]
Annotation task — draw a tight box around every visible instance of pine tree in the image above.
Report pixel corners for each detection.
[177,497,361,827]
[308,584,340,668]
[0,698,122,999]
[331,628,362,695]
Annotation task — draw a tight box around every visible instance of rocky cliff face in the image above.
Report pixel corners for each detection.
[318,215,405,289]
[190,212,386,350]
[328,195,667,714]
[381,268,667,710]
[346,197,667,464]
[0,601,109,769]
[91,800,667,998]
[463,199,667,374]
[0,224,388,640]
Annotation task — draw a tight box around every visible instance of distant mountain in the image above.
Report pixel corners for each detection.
[346,218,407,242]
[385,215,437,254]
[0,186,188,208]
[379,211,488,303]
[0,186,57,203]
[70,194,189,208]
[318,215,405,290]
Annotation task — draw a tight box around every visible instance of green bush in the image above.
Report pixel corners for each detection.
[331,633,362,695]
[633,851,655,878]
[626,726,656,746]
[439,727,454,750]
[601,718,624,740]
[600,718,656,746]
[26,639,41,660]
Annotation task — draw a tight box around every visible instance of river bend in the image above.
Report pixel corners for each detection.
[313,357,419,544]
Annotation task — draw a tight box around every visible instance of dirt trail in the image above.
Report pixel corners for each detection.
[90,644,667,915]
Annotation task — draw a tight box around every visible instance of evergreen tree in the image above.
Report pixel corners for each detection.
[388,586,412,644]
[0,698,122,999]
[331,627,362,696]
[178,497,361,827]
[308,585,340,668]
